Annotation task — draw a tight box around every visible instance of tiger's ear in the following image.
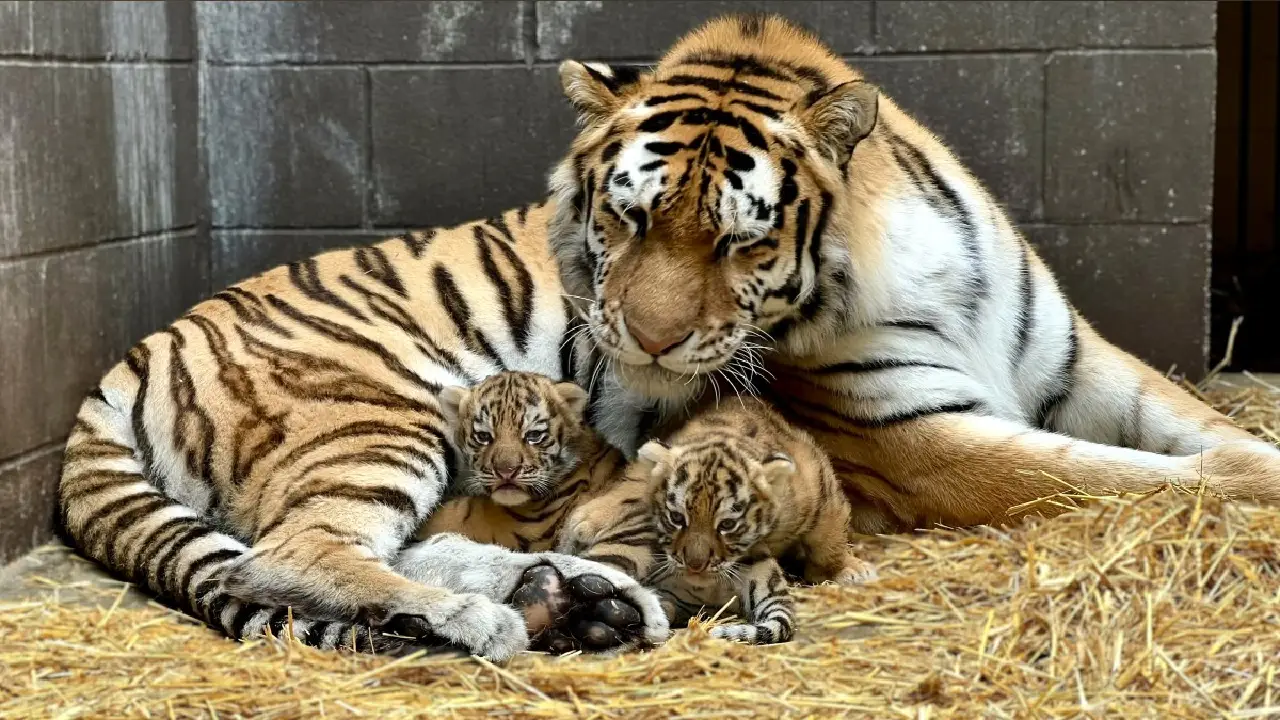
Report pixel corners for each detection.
[552,381,589,419]
[636,440,673,478]
[438,386,470,429]
[559,60,646,125]
[801,80,879,168]
[761,452,796,486]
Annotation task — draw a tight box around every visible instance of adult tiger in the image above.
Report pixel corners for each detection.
[59,205,668,660]
[546,12,1280,537]
[58,11,1279,659]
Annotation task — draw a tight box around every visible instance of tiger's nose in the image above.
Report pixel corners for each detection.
[628,321,692,357]
[494,460,521,482]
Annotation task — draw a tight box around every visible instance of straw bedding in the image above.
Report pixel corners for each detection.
[2,376,1278,719]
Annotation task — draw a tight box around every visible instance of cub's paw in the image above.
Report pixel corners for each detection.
[381,592,529,662]
[709,621,792,645]
[834,556,879,586]
[508,556,669,654]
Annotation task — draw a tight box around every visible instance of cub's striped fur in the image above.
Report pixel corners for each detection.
[419,371,625,551]
[59,206,668,659]
[418,371,666,651]
[565,397,874,644]
[546,14,1280,533]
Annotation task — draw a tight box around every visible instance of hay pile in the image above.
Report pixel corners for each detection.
[2,377,1278,718]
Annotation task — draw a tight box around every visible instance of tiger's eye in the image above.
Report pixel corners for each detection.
[717,518,739,534]
[667,510,686,528]
[472,430,493,446]
[524,430,547,445]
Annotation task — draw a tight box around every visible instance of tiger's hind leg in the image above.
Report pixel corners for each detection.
[219,416,528,660]
[708,557,795,645]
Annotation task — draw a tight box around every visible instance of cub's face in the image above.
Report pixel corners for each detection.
[440,372,589,507]
[550,59,878,401]
[635,438,794,579]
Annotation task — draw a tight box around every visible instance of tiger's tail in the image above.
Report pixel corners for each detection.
[57,359,395,653]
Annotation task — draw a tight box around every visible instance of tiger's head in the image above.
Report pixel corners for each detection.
[549,13,880,402]
[634,433,795,579]
[440,372,589,507]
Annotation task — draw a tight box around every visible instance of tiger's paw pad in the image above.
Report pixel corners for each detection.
[381,593,528,662]
[509,563,664,654]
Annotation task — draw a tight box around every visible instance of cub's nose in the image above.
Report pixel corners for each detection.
[627,320,692,357]
[494,462,521,482]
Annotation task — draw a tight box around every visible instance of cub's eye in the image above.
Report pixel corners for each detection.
[524,430,547,445]
[471,430,492,446]
[717,519,739,534]
[667,510,686,528]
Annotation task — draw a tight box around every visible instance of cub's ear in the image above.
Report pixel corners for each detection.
[636,440,674,478]
[559,60,647,125]
[801,79,879,168]
[552,381,589,419]
[761,451,797,485]
[437,386,470,428]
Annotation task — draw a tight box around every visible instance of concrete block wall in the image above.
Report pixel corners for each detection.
[0,1,1217,564]
[0,1,203,564]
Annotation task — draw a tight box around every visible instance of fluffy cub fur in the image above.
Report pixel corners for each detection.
[419,371,625,551]
[632,397,875,643]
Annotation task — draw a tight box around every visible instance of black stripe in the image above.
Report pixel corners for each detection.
[176,548,242,605]
[400,229,436,258]
[813,359,961,374]
[154,526,214,597]
[1011,242,1035,369]
[638,111,679,133]
[275,420,440,475]
[266,294,436,389]
[644,92,707,107]
[662,74,784,102]
[354,246,408,299]
[79,491,160,546]
[854,401,984,429]
[879,319,945,336]
[475,227,534,353]
[258,484,420,542]
[581,553,639,576]
[644,141,685,156]
[486,213,515,244]
[728,99,781,119]
[287,258,369,322]
[1034,318,1080,429]
[432,265,505,367]
[229,602,264,639]
[100,495,171,568]
[124,345,157,478]
[335,276,473,385]
[797,192,832,321]
[600,140,622,162]
[128,515,195,579]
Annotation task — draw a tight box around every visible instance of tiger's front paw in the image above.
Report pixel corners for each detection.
[380,591,529,662]
[508,555,669,654]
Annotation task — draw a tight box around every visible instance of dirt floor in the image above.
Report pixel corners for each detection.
[1,374,1278,718]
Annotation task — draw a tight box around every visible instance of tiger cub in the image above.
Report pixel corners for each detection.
[564,396,876,645]
[419,371,624,551]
